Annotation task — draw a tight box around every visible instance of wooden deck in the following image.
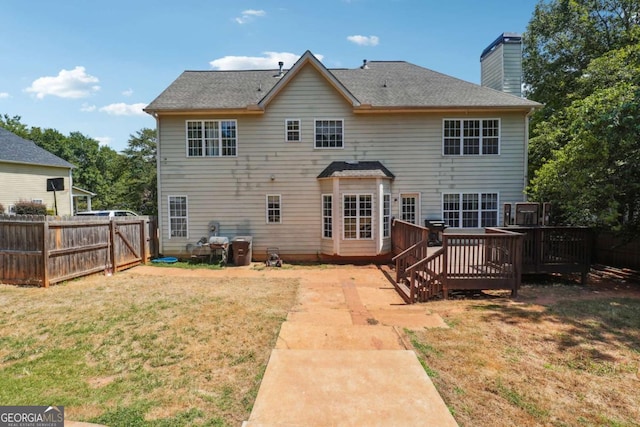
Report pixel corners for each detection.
[390,220,591,303]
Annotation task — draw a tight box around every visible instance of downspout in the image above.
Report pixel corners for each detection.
[523,108,535,202]
[154,112,163,255]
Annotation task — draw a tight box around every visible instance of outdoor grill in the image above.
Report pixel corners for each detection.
[208,235,229,264]
[425,219,448,246]
[186,221,229,264]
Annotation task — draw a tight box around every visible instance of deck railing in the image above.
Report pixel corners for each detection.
[502,226,591,284]
[442,228,523,298]
[391,219,429,256]
[405,247,445,302]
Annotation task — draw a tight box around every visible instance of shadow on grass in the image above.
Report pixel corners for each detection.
[472,296,640,359]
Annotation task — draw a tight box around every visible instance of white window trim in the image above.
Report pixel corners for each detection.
[399,193,421,225]
[442,118,501,156]
[266,194,282,224]
[321,194,333,239]
[185,119,238,157]
[342,193,374,240]
[285,118,301,142]
[383,193,391,238]
[314,118,344,150]
[441,192,500,229]
[168,195,188,239]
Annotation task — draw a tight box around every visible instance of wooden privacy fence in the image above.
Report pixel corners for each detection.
[595,232,640,270]
[0,215,158,287]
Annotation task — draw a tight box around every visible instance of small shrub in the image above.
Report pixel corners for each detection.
[14,200,47,215]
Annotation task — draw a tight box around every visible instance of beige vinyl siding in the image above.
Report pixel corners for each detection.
[157,64,529,257]
[502,42,523,97]
[481,43,504,93]
[481,42,523,97]
[0,162,72,215]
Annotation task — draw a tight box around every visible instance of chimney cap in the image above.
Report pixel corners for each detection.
[360,59,369,69]
[480,32,522,61]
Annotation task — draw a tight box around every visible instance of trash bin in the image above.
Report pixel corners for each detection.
[232,236,252,266]
[424,220,448,246]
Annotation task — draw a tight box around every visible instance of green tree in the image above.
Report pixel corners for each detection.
[524,0,640,178]
[121,128,157,215]
[528,44,640,234]
[524,0,639,115]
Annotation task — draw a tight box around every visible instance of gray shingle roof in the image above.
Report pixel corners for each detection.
[317,161,395,179]
[145,55,540,112]
[0,127,74,169]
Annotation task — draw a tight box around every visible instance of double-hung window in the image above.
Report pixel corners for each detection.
[168,196,188,237]
[443,192,498,228]
[343,194,372,239]
[186,120,237,157]
[443,119,500,155]
[266,195,281,224]
[315,119,343,148]
[286,119,301,142]
[322,195,332,238]
[383,194,391,238]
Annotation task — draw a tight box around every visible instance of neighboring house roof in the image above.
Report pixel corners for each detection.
[0,127,74,169]
[145,50,540,113]
[317,161,395,179]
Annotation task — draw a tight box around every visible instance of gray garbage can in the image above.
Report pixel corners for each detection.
[232,236,253,266]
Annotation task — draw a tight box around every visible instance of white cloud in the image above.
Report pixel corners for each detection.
[122,88,133,97]
[99,102,147,116]
[0,92,10,99]
[210,51,323,70]
[80,103,96,112]
[95,136,112,146]
[25,66,100,99]
[235,9,266,24]
[347,35,380,46]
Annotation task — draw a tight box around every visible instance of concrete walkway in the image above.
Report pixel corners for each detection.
[243,265,458,426]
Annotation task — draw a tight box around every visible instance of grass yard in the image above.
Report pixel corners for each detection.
[0,269,299,426]
[409,278,640,427]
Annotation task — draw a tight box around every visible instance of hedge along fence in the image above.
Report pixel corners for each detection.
[0,215,158,287]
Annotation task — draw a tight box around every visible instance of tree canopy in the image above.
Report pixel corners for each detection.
[0,114,157,215]
[524,0,640,236]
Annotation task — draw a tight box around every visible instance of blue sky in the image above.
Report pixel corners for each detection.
[1,0,540,153]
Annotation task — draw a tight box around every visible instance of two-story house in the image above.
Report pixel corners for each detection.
[0,127,75,216]
[145,33,539,262]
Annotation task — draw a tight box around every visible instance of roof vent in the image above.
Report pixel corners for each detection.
[360,59,369,70]
[275,61,285,78]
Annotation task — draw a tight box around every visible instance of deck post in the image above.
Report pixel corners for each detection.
[442,236,448,300]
